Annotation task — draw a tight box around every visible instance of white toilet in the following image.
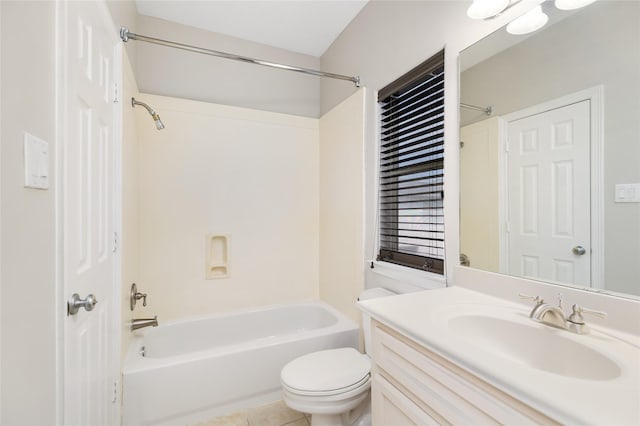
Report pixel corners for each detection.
[280,288,396,426]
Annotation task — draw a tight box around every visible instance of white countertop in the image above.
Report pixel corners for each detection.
[358,286,640,425]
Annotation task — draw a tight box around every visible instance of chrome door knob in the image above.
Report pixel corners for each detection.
[68,293,98,315]
[572,245,587,256]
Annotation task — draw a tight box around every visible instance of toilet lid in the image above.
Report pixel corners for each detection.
[281,348,371,394]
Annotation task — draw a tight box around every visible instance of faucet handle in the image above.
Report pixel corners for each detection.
[519,293,544,305]
[568,304,607,324]
[136,292,148,307]
[130,283,149,310]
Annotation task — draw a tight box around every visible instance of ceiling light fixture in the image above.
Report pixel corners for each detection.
[467,0,511,19]
[554,0,597,10]
[506,5,549,35]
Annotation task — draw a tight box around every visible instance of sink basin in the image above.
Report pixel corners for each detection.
[448,314,621,381]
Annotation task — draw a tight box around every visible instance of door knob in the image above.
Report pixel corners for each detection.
[68,293,98,315]
[572,245,587,256]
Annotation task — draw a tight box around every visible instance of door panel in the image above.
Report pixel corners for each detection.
[61,1,119,425]
[507,100,590,285]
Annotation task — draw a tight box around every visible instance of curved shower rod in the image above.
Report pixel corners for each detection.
[120,27,360,87]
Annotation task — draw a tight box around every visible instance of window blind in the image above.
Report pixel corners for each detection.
[377,50,445,274]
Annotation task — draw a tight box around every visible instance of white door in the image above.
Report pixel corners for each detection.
[507,100,590,285]
[60,1,120,425]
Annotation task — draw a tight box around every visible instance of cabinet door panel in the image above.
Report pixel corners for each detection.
[372,374,440,426]
[371,322,557,426]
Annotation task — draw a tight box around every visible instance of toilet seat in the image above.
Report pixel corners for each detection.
[283,374,371,397]
[281,348,371,396]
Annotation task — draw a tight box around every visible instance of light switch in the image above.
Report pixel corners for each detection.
[614,183,640,203]
[24,132,49,190]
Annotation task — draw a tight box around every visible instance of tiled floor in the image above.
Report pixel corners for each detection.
[192,400,310,426]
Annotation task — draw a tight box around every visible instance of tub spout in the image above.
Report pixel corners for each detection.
[131,316,158,331]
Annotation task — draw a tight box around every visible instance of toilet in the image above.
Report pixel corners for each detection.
[280,288,396,426]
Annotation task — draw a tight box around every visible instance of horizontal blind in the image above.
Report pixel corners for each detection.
[377,51,445,274]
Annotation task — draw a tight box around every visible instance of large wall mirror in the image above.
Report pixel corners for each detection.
[459,1,639,299]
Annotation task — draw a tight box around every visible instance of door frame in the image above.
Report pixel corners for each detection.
[498,86,604,289]
[54,0,123,422]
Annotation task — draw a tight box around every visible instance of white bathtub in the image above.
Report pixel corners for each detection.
[122,301,359,426]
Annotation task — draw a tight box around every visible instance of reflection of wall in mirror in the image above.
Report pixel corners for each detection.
[460,117,500,273]
[460,1,640,296]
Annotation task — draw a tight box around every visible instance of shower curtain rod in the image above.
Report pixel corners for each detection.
[460,102,492,116]
[120,27,360,87]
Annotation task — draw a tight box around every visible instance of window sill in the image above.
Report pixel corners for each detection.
[368,260,446,290]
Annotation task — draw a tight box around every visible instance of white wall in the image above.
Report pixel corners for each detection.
[134,14,322,118]
[319,89,366,321]
[135,94,319,321]
[0,1,57,424]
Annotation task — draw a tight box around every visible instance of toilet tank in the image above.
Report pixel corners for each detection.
[358,288,396,355]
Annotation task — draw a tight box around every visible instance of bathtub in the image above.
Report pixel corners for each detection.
[122,301,359,426]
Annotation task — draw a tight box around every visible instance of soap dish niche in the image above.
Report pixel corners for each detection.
[206,234,230,279]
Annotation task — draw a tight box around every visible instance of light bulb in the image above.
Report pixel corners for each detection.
[506,5,549,35]
[555,0,597,10]
[467,0,510,19]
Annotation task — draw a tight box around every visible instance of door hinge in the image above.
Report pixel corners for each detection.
[506,221,511,233]
[113,232,119,253]
[504,139,510,152]
[112,379,118,404]
[113,81,120,103]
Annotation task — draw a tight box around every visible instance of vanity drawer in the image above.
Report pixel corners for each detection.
[371,321,557,425]
[371,374,441,425]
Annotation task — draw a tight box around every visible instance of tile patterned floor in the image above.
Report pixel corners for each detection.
[192,400,310,426]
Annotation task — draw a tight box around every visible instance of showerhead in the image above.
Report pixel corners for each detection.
[131,97,165,130]
[152,113,165,130]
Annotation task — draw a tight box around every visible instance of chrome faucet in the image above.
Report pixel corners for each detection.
[519,293,606,334]
[131,316,158,331]
[520,294,566,329]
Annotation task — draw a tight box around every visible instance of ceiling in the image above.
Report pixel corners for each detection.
[134,0,369,57]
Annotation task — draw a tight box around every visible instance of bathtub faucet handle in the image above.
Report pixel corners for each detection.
[136,292,148,307]
[130,283,149,310]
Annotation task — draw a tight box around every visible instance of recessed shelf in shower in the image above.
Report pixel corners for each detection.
[206,234,230,279]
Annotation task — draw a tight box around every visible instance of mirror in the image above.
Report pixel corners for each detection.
[459,1,640,298]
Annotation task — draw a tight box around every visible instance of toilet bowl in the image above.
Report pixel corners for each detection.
[280,288,396,426]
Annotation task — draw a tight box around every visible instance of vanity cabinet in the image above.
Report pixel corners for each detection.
[370,320,559,425]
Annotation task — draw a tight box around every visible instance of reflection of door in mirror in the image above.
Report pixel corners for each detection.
[459,1,639,298]
[506,100,590,286]
[460,117,500,272]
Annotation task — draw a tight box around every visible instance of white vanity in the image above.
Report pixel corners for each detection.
[358,287,640,425]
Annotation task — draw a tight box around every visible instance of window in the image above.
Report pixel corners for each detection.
[377,50,445,274]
